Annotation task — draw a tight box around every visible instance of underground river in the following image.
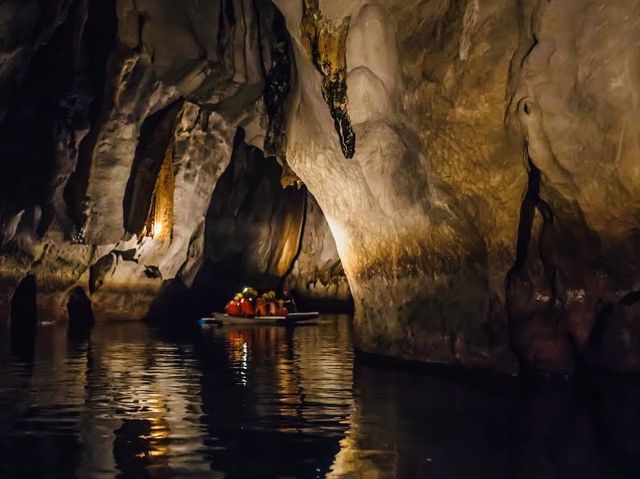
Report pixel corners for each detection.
[1,315,640,478]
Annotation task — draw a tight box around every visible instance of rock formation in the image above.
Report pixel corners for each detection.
[0,0,348,323]
[274,0,640,376]
[2,0,640,376]
[285,193,353,312]
[275,0,522,372]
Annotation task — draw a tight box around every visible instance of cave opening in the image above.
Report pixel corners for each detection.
[190,128,307,314]
[187,126,352,317]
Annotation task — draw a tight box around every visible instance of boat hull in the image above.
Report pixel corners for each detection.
[200,312,319,326]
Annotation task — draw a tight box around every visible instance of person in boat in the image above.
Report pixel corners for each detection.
[241,287,259,317]
[239,287,257,317]
[276,299,288,316]
[239,295,255,317]
[255,296,268,317]
[224,293,242,316]
[262,290,278,315]
[282,288,298,313]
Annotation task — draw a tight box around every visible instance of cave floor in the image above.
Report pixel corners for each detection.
[0,315,639,478]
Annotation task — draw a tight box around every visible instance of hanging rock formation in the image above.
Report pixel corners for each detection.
[300,0,356,159]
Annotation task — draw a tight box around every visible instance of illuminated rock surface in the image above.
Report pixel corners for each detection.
[285,194,353,312]
[2,0,640,375]
[0,0,301,321]
[274,0,640,375]
[276,0,522,372]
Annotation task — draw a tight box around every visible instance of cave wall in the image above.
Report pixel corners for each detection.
[285,193,353,312]
[506,0,640,375]
[271,0,640,375]
[0,0,294,321]
[275,0,523,372]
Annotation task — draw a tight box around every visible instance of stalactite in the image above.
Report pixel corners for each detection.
[301,0,355,159]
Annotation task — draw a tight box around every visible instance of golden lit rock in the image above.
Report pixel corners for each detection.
[144,142,175,242]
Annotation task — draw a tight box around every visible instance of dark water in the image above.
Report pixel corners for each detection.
[1,316,640,478]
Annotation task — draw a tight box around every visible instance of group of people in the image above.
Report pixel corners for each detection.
[224,287,297,318]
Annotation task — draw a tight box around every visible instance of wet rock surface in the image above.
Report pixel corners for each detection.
[505,0,640,376]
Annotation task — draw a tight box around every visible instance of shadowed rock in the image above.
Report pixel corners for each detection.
[10,274,38,361]
[67,286,95,341]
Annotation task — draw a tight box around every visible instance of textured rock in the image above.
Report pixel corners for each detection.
[270,0,640,376]
[506,0,640,375]
[300,0,355,159]
[0,0,300,321]
[285,194,352,311]
[275,0,522,371]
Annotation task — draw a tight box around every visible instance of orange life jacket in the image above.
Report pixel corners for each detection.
[255,301,268,317]
[240,298,255,317]
[225,300,240,316]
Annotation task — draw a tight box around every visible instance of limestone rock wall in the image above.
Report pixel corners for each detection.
[0,0,295,321]
[272,0,640,375]
[506,0,640,375]
[275,0,523,372]
[285,194,353,312]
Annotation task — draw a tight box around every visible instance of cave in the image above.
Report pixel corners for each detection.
[2,0,640,477]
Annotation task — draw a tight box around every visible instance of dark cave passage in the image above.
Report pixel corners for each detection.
[186,127,352,316]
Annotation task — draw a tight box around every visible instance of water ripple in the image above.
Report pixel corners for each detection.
[0,316,355,478]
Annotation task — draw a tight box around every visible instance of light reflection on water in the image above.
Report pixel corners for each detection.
[1,315,640,478]
[0,316,355,478]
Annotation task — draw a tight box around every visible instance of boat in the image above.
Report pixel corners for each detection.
[199,311,319,326]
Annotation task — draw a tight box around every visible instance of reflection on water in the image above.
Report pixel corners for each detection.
[1,316,640,478]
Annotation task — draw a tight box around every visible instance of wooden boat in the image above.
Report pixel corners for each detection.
[199,311,319,326]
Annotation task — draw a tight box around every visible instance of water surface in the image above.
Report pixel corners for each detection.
[1,315,640,478]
